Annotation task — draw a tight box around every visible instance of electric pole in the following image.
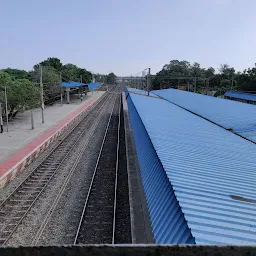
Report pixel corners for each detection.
[31,110,34,129]
[147,68,151,96]
[194,77,197,92]
[0,103,3,133]
[60,72,63,106]
[4,86,8,132]
[40,64,44,123]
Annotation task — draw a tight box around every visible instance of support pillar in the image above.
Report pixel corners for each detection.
[147,76,152,96]
[66,88,70,104]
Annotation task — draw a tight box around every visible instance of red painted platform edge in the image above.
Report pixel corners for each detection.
[0,95,103,189]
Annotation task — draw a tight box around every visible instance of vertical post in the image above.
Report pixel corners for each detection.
[40,64,44,123]
[231,76,234,91]
[31,110,34,130]
[147,68,151,96]
[60,90,63,105]
[60,73,63,106]
[4,86,8,132]
[60,89,63,106]
[206,79,209,95]
[80,75,82,83]
[0,103,3,133]
[66,88,70,104]
[194,77,197,92]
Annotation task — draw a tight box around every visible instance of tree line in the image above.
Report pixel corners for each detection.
[0,57,116,119]
[152,60,256,95]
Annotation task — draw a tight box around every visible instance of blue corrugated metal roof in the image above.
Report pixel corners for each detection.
[127,92,195,244]
[62,81,86,87]
[61,81,101,90]
[88,82,100,90]
[126,88,256,245]
[225,91,256,102]
[152,88,256,143]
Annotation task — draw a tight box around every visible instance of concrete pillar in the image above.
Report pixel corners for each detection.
[66,88,70,104]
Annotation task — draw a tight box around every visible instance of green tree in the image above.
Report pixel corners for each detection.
[219,64,235,79]
[205,67,215,78]
[0,71,39,118]
[190,62,202,77]
[0,71,14,113]
[7,79,39,117]
[162,60,191,77]
[35,57,63,72]
[236,68,256,91]
[153,60,200,89]
[78,68,92,83]
[94,73,107,83]
[107,72,116,84]
[2,68,29,80]
[62,64,80,81]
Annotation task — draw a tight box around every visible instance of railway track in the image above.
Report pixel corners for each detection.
[31,91,120,245]
[0,90,115,245]
[73,92,131,244]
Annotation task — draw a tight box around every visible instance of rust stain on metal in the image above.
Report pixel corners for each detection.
[230,195,256,204]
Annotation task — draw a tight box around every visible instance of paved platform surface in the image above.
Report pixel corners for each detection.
[0,91,105,188]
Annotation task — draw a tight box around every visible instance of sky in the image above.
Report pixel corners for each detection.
[0,0,256,76]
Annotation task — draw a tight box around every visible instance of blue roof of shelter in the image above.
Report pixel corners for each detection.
[224,91,256,102]
[62,81,86,87]
[126,88,256,245]
[88,82,100,90]
[152,88,256,143]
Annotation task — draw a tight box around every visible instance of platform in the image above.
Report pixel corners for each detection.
[0,91,105,189]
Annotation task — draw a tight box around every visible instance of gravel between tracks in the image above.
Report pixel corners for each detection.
[35,96,118,245]
[114,96,132,243]
[36,121,106,245]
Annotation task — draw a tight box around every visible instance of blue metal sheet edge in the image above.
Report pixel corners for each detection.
[225,91,256,102]
[88,82,100,90]
[126,89,195,244]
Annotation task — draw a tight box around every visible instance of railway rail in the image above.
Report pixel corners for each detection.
[74,92,131,244]
[31,91,120,245]
[0,90,115,245]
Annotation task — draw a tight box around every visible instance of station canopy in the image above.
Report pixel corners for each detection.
[62,81,86,88]
[62,81,100,90]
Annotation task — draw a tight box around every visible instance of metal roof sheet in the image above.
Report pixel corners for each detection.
[62,81,86,87]
[126,92,194,244]
[127,88,256,245]
[88,82,100,90]
[61,81,100,90]
[152,88,256,143]
[225,91,256,102]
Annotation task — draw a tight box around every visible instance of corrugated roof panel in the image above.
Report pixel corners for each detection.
[61,81,100,90]
[126,93,195,244]
[127,90,256,245]
[152,88,256,143]
[62,81,86,87]
[225,91,256,102]
[88,82,100,90]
